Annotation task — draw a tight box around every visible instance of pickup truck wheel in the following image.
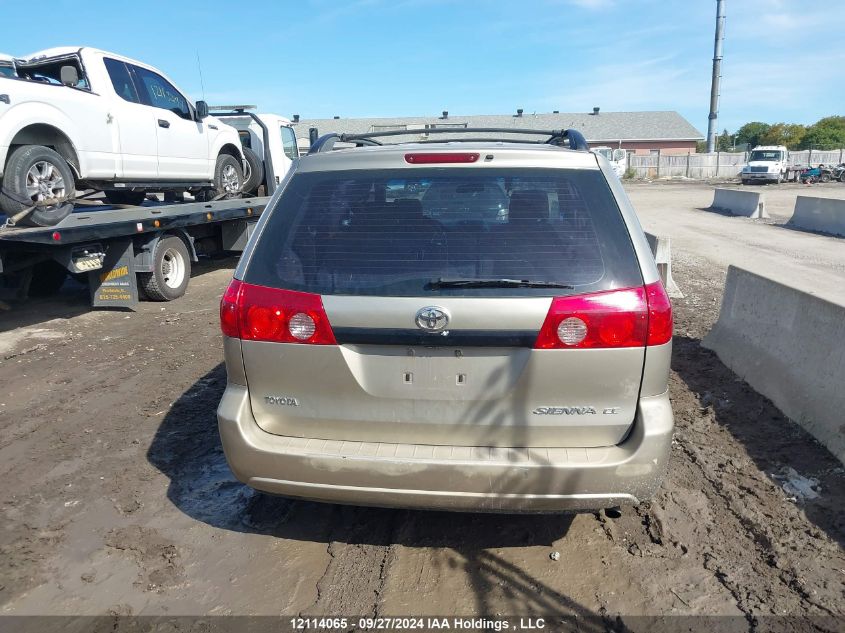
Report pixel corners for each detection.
[138,236,190,301]
[242,147,264,195]
[1,145,75,227]
[820,173,831,183]
[197,154,244,201]
[104,190,146,206]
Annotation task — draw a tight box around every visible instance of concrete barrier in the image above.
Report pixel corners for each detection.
[789,196,845,237]
[703,266,845,463]
[710,188,769,218]
[644,232,683,298]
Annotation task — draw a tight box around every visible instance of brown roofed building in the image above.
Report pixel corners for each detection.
[291,110,704,155]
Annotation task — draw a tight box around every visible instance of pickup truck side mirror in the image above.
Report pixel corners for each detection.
[195,100,209,120]
[60,65,79,87]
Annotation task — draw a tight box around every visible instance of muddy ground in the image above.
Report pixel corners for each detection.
[0,186,843,631]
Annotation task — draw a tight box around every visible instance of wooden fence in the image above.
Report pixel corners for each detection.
[627,149,845,180]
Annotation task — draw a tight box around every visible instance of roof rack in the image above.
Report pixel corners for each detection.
[308,127,589,154]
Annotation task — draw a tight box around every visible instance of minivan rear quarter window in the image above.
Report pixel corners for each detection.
[245,168,642,297]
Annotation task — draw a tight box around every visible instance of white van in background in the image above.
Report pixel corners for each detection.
[591,146,627,178]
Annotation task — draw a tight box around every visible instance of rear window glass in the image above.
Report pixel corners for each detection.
[244,168,642,297]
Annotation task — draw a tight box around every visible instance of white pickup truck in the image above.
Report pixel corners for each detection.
[0,47,246,226]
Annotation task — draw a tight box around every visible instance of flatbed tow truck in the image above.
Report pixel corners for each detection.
[0,195,269,309]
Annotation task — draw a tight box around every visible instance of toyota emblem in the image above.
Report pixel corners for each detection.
[415,306,450,332]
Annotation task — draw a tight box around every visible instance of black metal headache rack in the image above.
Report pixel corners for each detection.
[308,127,590,154]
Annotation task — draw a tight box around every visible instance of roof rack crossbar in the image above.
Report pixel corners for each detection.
[308,127,589,152]
[308,133,383,154]
[409,137,551,145]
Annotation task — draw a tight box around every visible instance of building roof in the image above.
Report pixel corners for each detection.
[290,111,704,145]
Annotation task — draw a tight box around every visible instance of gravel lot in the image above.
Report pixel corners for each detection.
[0,183,843,630]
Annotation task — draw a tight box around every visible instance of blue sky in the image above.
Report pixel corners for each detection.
[3,0,843,134]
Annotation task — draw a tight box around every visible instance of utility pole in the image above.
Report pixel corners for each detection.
[706,0,726,153]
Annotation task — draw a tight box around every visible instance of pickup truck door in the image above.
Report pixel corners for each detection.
[102,58,158,179]
[130,65,209,180]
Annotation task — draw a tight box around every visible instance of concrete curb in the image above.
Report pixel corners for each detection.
[710,188,769,218]
[703,266,845,464]
[789,196,845,237]
[644,232,683,299]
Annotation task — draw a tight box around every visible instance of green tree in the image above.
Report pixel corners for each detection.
[716,128,733,151]
[735,122,770,148]
[800,116,845,149]
[759,123,806,149]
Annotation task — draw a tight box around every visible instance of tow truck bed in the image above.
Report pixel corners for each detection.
[0,197,268,245]
[0,196,269,308]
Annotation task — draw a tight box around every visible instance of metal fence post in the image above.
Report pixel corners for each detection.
[716,150,720,178]
[808,148,813,166]
[686,151,691,178]
[656,149,661,179]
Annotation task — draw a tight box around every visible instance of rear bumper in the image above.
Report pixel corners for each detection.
[217,385,674,513]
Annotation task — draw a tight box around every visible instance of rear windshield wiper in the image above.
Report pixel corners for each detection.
[427,277,575,289]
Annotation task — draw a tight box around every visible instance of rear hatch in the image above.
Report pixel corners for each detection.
[236,155,647,448]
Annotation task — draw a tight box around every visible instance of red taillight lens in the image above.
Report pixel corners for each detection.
[404,152,480,164]
[220,279,242,338]
[535,287,648,349]
[645,280,673,345]
[534,282,673,349]
[219,280,336,345]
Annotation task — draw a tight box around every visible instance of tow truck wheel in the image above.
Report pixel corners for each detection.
[197,154,244,201]
[820,172,831,183]
[242,147,264,195]
[138,236,190,301]
[1,145,75,227]
[104,190,146,206]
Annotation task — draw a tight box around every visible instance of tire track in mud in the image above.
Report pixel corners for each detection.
[303,506,404,616]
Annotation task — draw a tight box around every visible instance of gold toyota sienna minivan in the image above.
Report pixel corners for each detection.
[217,128,673,513]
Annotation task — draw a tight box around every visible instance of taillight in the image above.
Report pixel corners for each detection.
[220,279,242,338]
[404,152,480,164]
[535,287,647,349]
[534,281,672,349]
[645,280,673,345]
[219,280,336,345]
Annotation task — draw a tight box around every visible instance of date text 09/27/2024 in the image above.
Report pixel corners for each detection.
[290,617,547,631]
